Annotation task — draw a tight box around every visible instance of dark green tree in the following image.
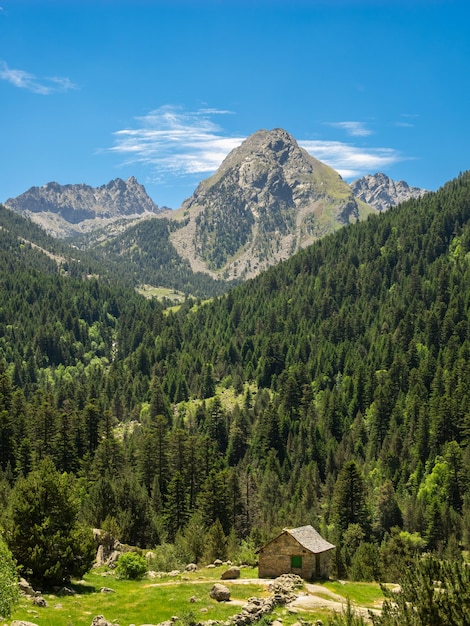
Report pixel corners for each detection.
[372,555,470,626]
[332,461,370,538]
[5,458,95,586]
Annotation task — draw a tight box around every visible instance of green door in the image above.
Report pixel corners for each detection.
[291,555,302,569]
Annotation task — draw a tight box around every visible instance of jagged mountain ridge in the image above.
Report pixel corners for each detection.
[170,128,376,280]
[5,176,166,238]
[350,172,427,212]
[4,128,428,286]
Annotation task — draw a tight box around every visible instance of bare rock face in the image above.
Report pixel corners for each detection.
[170,128,375,280]
[350,172,427,212]
[5,177,164,238]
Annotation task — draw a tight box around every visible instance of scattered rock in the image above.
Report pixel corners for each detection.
[214,559,223,566]
[100,587,115,594]
[11,621,39,626]
[221,566,240,580]
[210,583,231,602]
[57,586,75,596]
[18,579,35,597]
[229,575,301,626]
[185,563,198,572]
[168,570,180,577]
[189,595,198,603]
[90,616,114,626]
[32,596,47,607]
[206,564,215,569]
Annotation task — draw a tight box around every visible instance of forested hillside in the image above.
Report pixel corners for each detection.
[79,216,236,298]
[1,172,470,584]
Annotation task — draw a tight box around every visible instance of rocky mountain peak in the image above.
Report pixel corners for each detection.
[172,128,375,280]
[350,172,427,212]
[5,177,163,238]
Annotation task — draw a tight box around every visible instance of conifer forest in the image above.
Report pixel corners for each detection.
[2,172,470,592]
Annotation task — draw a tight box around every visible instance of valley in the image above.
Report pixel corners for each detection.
[0,140,469,626]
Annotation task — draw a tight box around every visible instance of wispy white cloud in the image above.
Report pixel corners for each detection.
[0,60,77,94]
[395,113,419,128]
[326,121,373,137]
[109,105,245,178]
[299,140,402,179]
[108,106,405,183]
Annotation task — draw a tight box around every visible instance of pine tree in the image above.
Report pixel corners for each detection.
[332,460,371,538]
[5,457,95,586]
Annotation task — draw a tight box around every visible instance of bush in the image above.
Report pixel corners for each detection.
[115,552,147,580]
[233,538,258,566]
[0,537,19,618]
[147,541,188,572]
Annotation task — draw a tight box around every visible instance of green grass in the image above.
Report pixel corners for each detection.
[9,568,264,626]
[323,581,385,608]
[10,568,384,626]
[136,284,187,302]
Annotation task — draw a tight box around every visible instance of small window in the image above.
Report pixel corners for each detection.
[291,555,302,569]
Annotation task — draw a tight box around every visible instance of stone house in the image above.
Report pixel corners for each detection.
[258,525,335,580]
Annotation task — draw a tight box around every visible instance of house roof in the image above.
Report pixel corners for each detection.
[287,525,335,554]
[259,525,335,555]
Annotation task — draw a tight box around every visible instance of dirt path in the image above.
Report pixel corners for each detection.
[145,576,381,621]
[287,583,381,621]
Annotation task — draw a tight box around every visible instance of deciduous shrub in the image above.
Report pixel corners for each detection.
[115,551,147,580]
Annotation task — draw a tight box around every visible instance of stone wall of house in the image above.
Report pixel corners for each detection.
[258,533,332,580]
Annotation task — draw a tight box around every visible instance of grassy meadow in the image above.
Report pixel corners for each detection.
[8,565,385,626]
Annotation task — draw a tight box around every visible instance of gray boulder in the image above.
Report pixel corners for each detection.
[210,583,231,602]
[221,566,240,580]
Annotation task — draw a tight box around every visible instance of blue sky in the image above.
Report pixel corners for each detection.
[1,0,469,209]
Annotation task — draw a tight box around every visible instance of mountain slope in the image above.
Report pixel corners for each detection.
[170,128,376,280]
[350,172,427,211]
[1,171,470,566]
[4,176,165,238]
[85,216,236,298]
